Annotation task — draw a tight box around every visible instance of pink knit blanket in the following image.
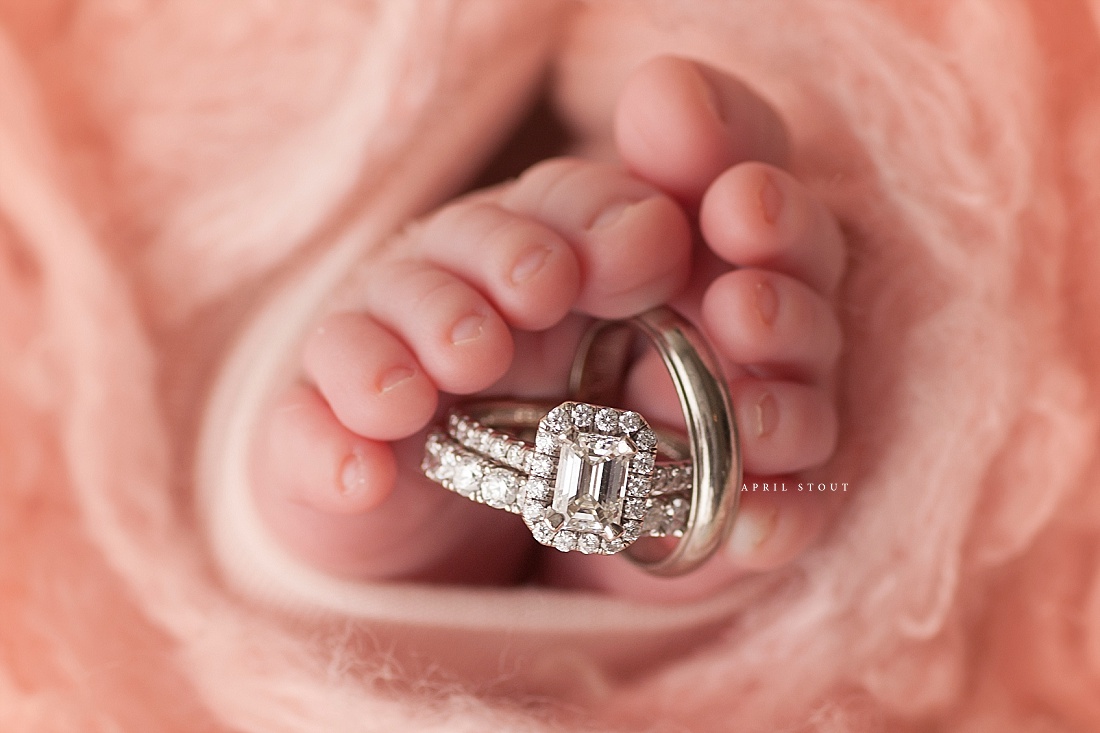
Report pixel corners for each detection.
[2,2,1098,730]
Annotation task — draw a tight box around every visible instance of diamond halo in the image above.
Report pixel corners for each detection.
[518,401,656,555]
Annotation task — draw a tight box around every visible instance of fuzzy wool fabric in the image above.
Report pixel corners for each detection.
[2,1,1099,731]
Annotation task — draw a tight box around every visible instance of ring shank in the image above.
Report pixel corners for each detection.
[570,307,742,576]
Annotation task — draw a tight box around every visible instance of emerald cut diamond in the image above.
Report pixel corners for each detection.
[552,428,636,531]
[521,402,657,554]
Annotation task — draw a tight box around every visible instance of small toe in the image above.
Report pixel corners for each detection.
[254,384,397,516]
[623,353,837,476]
[363,261,515,394]
[725,485,844,571]
[303,311,437,440]
[700,162,846,296]
[252,383,407,577]
[411,199,581,331]
[500,157,693,318]
[701,268,842,382]
[731,379,837,476]
[253,387,533,581]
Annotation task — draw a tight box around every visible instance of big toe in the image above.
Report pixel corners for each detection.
[614,55,789,203]
[499,157,694,319]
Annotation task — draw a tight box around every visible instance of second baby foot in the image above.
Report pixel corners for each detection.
[542,57,846,600]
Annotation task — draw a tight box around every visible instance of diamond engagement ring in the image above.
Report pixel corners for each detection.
[423,400,694,553]
[421,306,741,576]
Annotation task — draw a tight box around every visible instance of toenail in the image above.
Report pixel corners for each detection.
[728,506,778,559]
[339,447,370,498]
[754,280,779,325]
[450,313,486,344]
[759,173,783,224]
[755,392,779,438]
[378,365,416,393]
[511,246,550,284]
[588,200,633,230]
[690,64,726,125]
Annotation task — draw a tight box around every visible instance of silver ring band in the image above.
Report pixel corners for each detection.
[570,307,741,575]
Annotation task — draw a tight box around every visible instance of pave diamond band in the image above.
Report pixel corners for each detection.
[440,401,693,490]
[421,402,694,553]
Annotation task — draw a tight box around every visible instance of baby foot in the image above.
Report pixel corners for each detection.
[251,156,694,583]
[540,57,846,600]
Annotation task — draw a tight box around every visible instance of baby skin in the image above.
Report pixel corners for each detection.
[251,57,845,601]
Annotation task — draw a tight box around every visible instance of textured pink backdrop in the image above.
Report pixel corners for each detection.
[1,1,1098,731]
